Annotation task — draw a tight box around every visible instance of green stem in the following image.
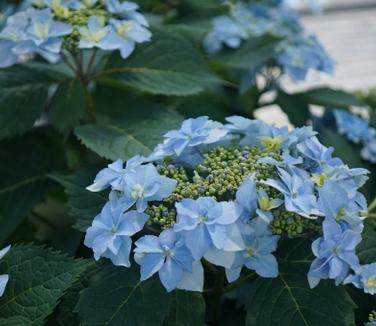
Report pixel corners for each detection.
[86,48,98,76]
[368,197,376,212]
[81,79,96,122]
[367,213,376,219]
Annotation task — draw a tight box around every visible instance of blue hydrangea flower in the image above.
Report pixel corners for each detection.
[70,0,98,9]
[226,218,280,281]
[86,156,144,192]
[174,197,243,260]
[105,18,151,59]
[297,136,341,169]
[84,201,148,267]
[121,163,177,212]
[344,263,376,295]
[78,16,112,50]
[148,117,228,166]
[0,245,11,297]
[308,218,361,288]
[134,230,202,292]
[362,138,376,163]
[277,35,334,81]
[318,181,364,232]
[203,15,248,54]
[263,167,319,218]
[26,8,72,44]
[0,40,17,68]
[334,110,374,144]
[106,0,149,27]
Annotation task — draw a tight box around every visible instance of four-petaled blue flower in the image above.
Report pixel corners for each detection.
[344,263,376,295]
[105,18,151,59]
[134,230,202,292]
[318,181,364,232]
[174,197,243,260]
[84,201,148,267]
[263,167,319,218]
[121,163,177,212]
[148,116,228,167]
[308,218,361,288]
[226,218,280,281]
[86,156,144,192]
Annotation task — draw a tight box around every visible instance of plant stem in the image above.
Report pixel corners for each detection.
[86,49,98,76]
[367,213,376,219]
[368,196,376,212]
[81,79,96,122]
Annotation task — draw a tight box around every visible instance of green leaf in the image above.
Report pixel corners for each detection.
[75,106,184,160]
[213,35,282,69]
[0,316,33,326]
[50,166,107,232]
[357,219,376,264]
[99,29,219,96]
[275,91,310,127]
[76,265,170,326]
[0,65,53,139]
[164,290,206,326]
[49,79,86,131]
[0,132,64,244]
[246,263,356,326]
[299,88,365,108]
[0,244,91,324]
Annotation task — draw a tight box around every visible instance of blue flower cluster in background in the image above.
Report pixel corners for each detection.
[334,109,376,163]
[85,116,374,293]
[0,0,151,68]
[204,1,333,83]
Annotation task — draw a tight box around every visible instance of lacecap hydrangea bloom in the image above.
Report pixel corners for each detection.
[0,0,151,68]
[334,109,376,163]
[204,1,333,85]
[85,115,371,293]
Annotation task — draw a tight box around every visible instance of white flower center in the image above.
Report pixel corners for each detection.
[131,184,145,200]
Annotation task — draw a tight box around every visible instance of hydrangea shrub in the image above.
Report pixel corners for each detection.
[0,0,375,325]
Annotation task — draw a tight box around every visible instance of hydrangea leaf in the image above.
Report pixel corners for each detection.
[275,91,310,127]
[213,35,283,69]
[98,29,219,96]
[245,263,356,326]
[76,265,170,326]
[49,79,86,131]
[74,107,184,161]
[163,290,206,326]
[356,219,376,264]
[0,316,33,326]
[299,88,365,108]
[0,65,54,139]
[0,133,65,244]
[50,166,108,232]
[0,244,91,324]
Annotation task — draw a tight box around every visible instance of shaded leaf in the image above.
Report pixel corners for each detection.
[275,91,310,127]
[49,79,86,131]
[164,290,206,326]
[0,244,91,324]
[357,219,376,264]
[0,65,53,139]
[0,132,65,245]
[246,263,356,326]
[76,265,170,326]
[213,35,282,70]
[75,106,183,160]
[99,29,219,96]
[50,166,107,232]
[299,88,364,108]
